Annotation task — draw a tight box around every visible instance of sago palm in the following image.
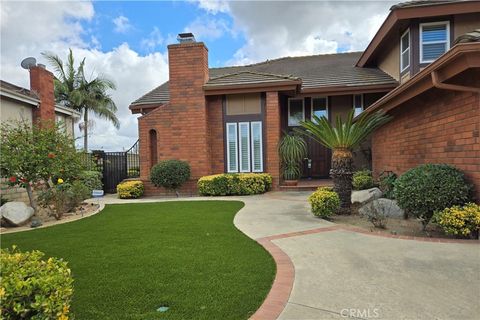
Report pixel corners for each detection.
[299,110,391,214]
[43,49,119,151]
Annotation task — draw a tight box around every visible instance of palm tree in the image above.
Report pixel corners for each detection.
[43,49,119,151]
[299,110,391,214]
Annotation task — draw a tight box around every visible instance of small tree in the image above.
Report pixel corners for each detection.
[0,121,83,214]
[150,160,190,197]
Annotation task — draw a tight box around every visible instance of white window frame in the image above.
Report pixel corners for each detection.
[226,123,238,173]
[238,122,251,173]
[251,121,263,172]
[287,98,305,126]
[310,96,329,121]
[400,28,410,72]
[419,21,450,64]
[353,94,364,117]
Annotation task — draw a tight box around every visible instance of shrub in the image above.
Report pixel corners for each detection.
[308,188,340,218]
[127,167,140,178]
[38,181,90,219]
[0,246,73,320]
[379,171,397,199]
[78,170,103,193]
[395,164,472,229]
[433,203,480,239]
[198,173,272,196]
[150,160,190,194]
[117,180,144,199]
[352,170,375,190]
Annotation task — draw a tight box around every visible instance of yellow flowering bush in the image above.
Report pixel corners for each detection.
[308,187,340,218]
[433,203,480,238]
[198,173,272,196]
[0,246,73,319]
[117,180,144,199]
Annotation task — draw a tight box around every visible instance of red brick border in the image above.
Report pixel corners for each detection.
[249,224,477,320]
[250,238,294,320]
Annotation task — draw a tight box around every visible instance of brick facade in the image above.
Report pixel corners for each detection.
[265,91,281,188]
[207,95,224,174]
[29,65,55,123]
[372,85,480,200]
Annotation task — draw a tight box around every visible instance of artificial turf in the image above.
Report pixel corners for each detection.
[1,201,276,320]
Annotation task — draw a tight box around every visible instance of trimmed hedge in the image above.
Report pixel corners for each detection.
[308,187,340,218]
[198,173,272,196]
[0,246,74,319]
[150,160,190,191]
[117,180,144,199]
[395,164,472,227]
[352,170,375,190]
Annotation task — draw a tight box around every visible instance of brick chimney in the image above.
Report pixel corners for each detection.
[168,33,209,105]
[29,64,55,123]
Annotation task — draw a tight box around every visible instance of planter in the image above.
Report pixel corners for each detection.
[283,180,298,186]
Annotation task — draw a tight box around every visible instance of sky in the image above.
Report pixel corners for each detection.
[0,0,396,151]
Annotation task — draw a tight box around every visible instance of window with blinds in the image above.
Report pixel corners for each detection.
[420,21,450,63]
[226,121,263,173]
[226,93,261,115]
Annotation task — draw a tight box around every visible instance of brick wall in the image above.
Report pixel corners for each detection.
[138,42,210,196]
[265,91,281,188]
[30,65,55,123]
[207,95,224,174]
[372,85,480,200]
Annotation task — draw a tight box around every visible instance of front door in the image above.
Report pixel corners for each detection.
[304,136,331,178]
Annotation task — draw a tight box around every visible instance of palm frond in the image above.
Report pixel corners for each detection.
[298,110,392,150]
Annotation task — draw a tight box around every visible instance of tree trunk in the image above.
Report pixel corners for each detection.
[330,148,353,214]
[83,111,88,152]
[25,183,38,215]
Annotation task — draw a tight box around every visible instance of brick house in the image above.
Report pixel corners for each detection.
[130,0,480,196]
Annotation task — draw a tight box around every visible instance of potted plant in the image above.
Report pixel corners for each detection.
[278,132,307,186]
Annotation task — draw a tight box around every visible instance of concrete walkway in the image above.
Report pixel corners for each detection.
[91,192,479,320]
[233,192,480,320]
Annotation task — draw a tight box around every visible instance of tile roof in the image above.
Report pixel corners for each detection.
[390,0,462,10]
[204,71,300,88]
[454,29,480,44]
[130,52,397,107]
[0,80,39,101]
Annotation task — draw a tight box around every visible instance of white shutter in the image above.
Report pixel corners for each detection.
[226,123,238,172]
[251,121,263,172]
[239,122,251,172]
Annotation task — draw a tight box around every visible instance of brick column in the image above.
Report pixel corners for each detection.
[265,91,281,188]
[29,65,55,123]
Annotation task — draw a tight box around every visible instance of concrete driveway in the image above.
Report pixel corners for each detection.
[234,192,480,320]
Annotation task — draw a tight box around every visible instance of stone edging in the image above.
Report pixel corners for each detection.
[0,202,106,234]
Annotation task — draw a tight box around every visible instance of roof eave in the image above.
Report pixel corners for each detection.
[0,88,40,106]
[300,83,397,95]
[54,104,81,118]
[357,1,480,67]
[203,80,301,95]
[365,42,480,114]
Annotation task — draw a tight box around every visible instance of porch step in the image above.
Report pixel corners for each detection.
[279,179,333,192]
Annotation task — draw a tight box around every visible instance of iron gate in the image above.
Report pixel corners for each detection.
[90,140,140,193]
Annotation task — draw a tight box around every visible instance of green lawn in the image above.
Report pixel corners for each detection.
[1,201,275,320]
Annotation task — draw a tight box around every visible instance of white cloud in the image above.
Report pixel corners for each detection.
[191,0,230,14]
[1,1,168,151]
[141,27,164,52]
[112,15,132,33]
[184,17,233,41]
[198,1,397,65]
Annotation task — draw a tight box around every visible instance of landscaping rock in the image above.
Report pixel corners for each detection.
[351,187,382,204]
[0,202,34,226]
[359,198,404,218]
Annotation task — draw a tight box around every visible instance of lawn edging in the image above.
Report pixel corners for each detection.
[1,202,105,234]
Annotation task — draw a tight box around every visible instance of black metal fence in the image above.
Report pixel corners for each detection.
[82,140,140,193]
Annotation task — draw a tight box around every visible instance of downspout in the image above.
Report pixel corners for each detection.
[431,71,480,94]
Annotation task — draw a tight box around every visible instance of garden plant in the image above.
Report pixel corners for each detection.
[299,110,391,214]
[278,132,307,183]
[150,160,191,196]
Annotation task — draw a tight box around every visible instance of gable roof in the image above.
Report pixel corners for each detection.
[130,52,397,108]
[357,0,480,67]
